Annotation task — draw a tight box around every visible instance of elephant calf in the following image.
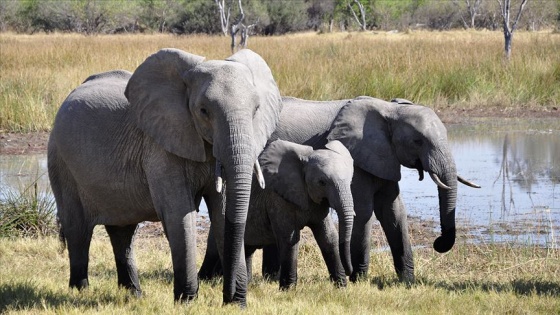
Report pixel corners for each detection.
[200,139,355,289]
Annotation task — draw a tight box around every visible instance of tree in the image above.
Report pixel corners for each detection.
[347,0,367,31]
[454,0,484,28]
[497,0,529,59]
[215,0,233,35]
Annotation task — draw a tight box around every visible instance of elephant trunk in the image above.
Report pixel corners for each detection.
[427,147,458,253]
[333,184,355,276]
[219,120,254,307]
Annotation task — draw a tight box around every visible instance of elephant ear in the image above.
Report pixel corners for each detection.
[259,140,313,211]
[226,49,282,160]
[125,48,206,161]
[327,97,401,182]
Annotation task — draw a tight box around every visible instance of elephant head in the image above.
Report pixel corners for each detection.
[327,96,479,254]
[124,48,282,305]
[259,139,355,275]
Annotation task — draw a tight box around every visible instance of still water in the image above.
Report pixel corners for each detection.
[1,118,558,247]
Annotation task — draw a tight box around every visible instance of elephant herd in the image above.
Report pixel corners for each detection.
[47,48,479,307]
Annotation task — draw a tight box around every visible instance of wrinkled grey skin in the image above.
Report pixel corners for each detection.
[47,48,282,306]
[200,139,355,289]
[202,95,476,284]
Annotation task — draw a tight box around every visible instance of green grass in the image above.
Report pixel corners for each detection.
[0,228,559,314]
[1,30,559,132]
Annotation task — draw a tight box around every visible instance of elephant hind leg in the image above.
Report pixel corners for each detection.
[105,224,142,297]
[63,208,94,290]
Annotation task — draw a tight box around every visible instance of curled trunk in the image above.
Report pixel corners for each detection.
[427,148,458,253]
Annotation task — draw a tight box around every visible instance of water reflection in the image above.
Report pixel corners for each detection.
[400,118,559,247]
[0,154,50,199]
[1,118,559,247]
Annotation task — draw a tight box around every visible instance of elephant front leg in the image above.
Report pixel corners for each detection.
[374,183,414,284]
[261,244,280,281]
[276,232,300,290]
[199,227,223,281]
[105,224,142,297]
[162,209,199,302]
[308,220,346,287]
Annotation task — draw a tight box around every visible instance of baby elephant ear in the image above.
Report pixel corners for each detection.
[259,140,313,211]
[125,48,207,161]
[327,97,401,182]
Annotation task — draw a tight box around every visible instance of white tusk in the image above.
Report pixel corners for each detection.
[429,172,451,190]
[457,175,481,188]
[215,161,223,193]
[254,161,265,189]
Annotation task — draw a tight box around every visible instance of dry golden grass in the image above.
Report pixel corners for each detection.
[1,228,559,314]
[1,30,559,132]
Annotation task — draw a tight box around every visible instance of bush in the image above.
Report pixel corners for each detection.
[0,180,57,238]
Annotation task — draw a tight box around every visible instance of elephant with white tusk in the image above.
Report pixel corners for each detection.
[48,48,282,307]
[201,95,480,284]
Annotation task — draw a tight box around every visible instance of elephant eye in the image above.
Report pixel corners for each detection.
[200,108,209,116]
[413,139,423,146]
[317,179,327,187]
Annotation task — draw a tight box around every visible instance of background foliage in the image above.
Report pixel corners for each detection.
[0,0,559,35]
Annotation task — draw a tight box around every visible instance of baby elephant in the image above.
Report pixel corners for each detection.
[200,139,355,289]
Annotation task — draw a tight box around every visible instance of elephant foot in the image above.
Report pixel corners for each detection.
[69,278,89,290]
[175,293,198,303]
[332,277,347,288]
[128,288,142,298]
[222,294,247,309]
[398,271,415,287]
[349,270,367,283]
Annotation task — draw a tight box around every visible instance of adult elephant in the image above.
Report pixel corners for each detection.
[201,96,479,284]
[200,139,355,289]
[47,48,282,306]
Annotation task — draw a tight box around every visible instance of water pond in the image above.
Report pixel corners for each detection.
[1,118,558,247]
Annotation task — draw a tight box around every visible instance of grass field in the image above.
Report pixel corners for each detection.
[1,30,559,132]
[1,228,559,314]
[1,30,560,314]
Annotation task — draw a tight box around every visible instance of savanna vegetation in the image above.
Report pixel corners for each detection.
[1,0,559,35]
[1,30,559,132]
[1,3,560,313]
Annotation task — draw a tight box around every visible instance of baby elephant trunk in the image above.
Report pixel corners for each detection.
[333,185,355,276]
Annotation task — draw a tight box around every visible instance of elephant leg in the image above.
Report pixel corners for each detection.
[308,220,346,287]
[66,223,94,290]
[105,224,141,297]
[261,244,280,281]
[59,195,93,290]
[161,209,198,302]
[276,233,300,290]
[374,182,414,283]
[244,246,258,284]
[199,227,223,281]
[350,169,375,282]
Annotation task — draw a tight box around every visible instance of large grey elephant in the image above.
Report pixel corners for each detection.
[200,139,355,289]
[202,95,479,284]
[47,48,282,306]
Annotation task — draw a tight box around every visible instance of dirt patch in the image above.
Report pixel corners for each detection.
[0,131,50,155]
